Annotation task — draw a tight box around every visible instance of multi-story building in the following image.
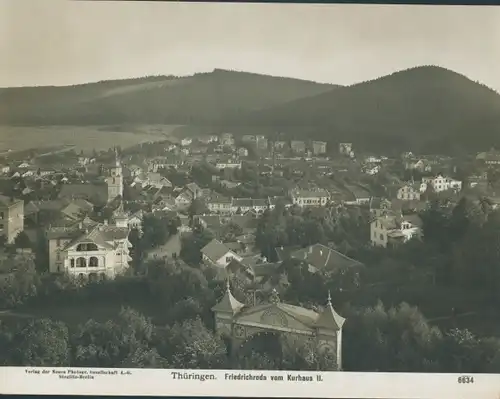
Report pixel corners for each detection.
[47,217,132,281]
[215,159,242,170]
[231,198,269,215]
[420,174,462,193]
[370,214,422,248]
[255,135,268,151]
[220,133,235,147]
[290,140,306,154]
[312,141,327,155]
[0,195,24,244]
[397,183,421,201]
[339,143,353,155]
[207,195,233,214]
[290,189,330,207]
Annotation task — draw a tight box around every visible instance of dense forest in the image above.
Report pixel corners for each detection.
[0,69,334,126]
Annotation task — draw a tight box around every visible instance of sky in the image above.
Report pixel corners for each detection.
[1,1,500,89]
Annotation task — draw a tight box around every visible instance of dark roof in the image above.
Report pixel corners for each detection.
[58,183,108,206]
[290,244,363,272]
[201,239,232,262]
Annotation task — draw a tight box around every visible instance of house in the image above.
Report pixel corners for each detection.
[420,175,462,193]
[215,159,242,170]
[18,162,31,169]
[363,164,380,175]
[207,194,232,214]
[290,189,329,207]
[0,195,24,244]
[0,165,10,175]
[477,149,500,165]
[220,133,235,147]
[231,198,269,215]
[369,197,392,217]
[290,140,306,154]
[406,159,432,172]
[312,141,327,155]
[126,165,143,178]
[344,185,371,205]
[133,172,172,190]
[181,138,192,147]
[370,214,422,248]
[255,135,268,150]
[201,238,242,268]
[339,143,352,155]
[288,243,364,274]
[238,147,249,157]
[185,182,203,199]
[174,190,194,208]
[397,183,421,201]
[242,135,256,143]
[58,183,109,207]
[46,220,132,280]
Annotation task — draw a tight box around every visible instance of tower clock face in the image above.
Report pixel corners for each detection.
[234,325,245,338]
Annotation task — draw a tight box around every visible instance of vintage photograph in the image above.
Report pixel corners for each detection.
[1,0,500,377]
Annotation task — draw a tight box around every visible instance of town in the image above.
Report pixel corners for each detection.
[0,129,500,372]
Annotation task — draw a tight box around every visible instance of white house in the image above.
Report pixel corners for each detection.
[201,239,242,268]
[207,195,233,214]
[370,214,422,248]
[181,138,193,146]
[231,198,269,215]
[290,189,330,207]
[420,175,462,193]
[215,159,242,170]
[47,220,132,281]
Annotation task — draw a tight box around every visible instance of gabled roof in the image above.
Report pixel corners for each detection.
[290,243,363,272]
[201,239,232,262]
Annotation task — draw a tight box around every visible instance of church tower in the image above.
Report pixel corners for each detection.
[113,201,129,228]
[106,149,123,203]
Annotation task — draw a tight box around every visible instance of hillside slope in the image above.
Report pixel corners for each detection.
[244,66,500,154]
[0,69,337,126]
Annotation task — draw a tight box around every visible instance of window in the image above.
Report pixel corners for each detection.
[89,257,99,267]
[0,212,3,218]
[70,259,75,268]
[380,233,383,240]
[76,257,86,267]
[226,256,233,263]
[56,252,60,261]
[0,224,3,229]
[76,243,98,252]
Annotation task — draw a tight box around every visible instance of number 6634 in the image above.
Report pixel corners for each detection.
[457,376,474,384]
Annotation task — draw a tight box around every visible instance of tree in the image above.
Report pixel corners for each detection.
[180,226,214,266]
[13,231,32,250]
[10,319,70,366]
[71,307,156,368]
[159,317,227,369]
[142,213,170,248]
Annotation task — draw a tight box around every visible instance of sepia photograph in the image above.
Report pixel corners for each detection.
[1,0,500,397]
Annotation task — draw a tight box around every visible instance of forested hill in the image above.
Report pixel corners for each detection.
[240,66,500,154]
[0,69,337,126]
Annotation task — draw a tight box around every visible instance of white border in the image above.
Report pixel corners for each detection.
[1,367,499,398]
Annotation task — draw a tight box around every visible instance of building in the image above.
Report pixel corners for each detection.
[215,159,242,170]
[370,214,422,248]
[255,135,268,151]
[242,135,256,143]
[339,143,352,155]
[238,147,249,157]
[0,195,24,244]
[47,220,132,280]
[212,283,345,369]
[181,138,193,147]
[290,140,306,154]
[420,175,462,193]
[312,141,327,155]
[231,198,269,215]
[220,133,235,147]
[290,189,330,207]
[201,239,242,268]
[207,195,233,214]
[397,183,421,201]
[106,155,124,203]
